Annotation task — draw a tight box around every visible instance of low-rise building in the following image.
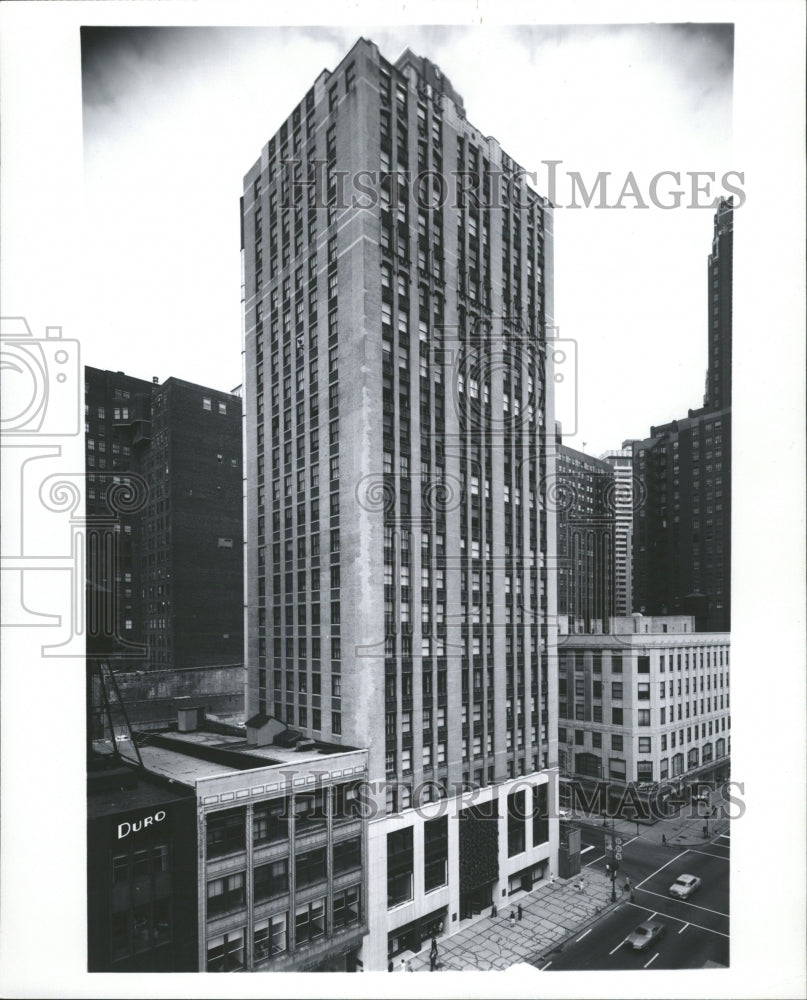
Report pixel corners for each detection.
[557,615,730,812]
[89,715,369,972]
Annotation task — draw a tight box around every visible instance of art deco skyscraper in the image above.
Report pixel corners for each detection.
[242,39,559,967]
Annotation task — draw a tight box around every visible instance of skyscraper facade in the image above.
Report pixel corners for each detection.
[555,440,616,634]
[242,38,559,969]
[600,445,635,617]
[632,200,732,633]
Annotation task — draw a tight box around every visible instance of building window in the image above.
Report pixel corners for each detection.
[423,815,448,891]
[253,798,289,845]
[387,827,414,907]
[218,401,227,415]
[207,929,245,972]
[592,732,602,748]
[254,858,289,901]
[207,872,246,917]
[612,682,623,700]
[611,655,622,674]
[295,847,327,888]
[637,683,650,701]
[609,758,626,780]
[333,885,361,929]
[637,761,653,781]
[206,808,245,858]
[638,709,651,726]
[253,914,287,964]
[507,788,526,857]
[333,836,362,875]
[203,398,212,411]
[217,537,234,548]
[638,737,651,753]
[295,898,326,945]
[612,707,623,725]
[611,734,623,751]
[294,790,327,833]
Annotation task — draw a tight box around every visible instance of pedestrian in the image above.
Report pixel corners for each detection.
[491,902,497,918]
[517,904,523,922]
[630,887,635,903]
[510,910,516,926]
[429,937,438,972]
[662,833,667,846]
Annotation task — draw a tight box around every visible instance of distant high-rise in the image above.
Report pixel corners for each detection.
[632,199,732,632]
[600,445,635,617]
[555,437,616,633]
[242,38,559,970]
[703,198,733,411]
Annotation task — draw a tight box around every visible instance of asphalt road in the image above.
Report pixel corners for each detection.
[538,828,730,970]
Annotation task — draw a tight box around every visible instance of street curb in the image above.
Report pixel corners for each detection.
[531,894,626,967]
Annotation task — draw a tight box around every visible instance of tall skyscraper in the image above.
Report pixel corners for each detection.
[703,197,733,411]
[632,200,733,633]
[600,444,635,617]
[242,39,559,968]
[555,437,616,634]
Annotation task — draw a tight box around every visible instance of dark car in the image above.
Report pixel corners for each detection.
[626,920,666,952]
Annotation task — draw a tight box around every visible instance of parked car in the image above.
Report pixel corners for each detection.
[626,920,665,951]
[669,873,702,899]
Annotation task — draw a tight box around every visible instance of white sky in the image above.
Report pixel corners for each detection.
[80,22,734,456]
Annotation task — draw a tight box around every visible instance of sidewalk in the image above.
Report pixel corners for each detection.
[405,869,615,972]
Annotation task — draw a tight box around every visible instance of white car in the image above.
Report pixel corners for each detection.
[669,873,702,899]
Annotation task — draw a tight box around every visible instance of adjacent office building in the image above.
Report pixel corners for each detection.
[555,438,616,634]
[242,39,560,970]
[85,368,245,730]
[557,615,731,809]
[632,200,733,632]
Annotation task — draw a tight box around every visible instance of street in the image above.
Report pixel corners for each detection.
[534,827,730,970]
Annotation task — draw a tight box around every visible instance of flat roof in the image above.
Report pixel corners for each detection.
[105,729,365,788]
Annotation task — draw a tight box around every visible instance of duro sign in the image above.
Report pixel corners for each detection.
[117,810,167,840]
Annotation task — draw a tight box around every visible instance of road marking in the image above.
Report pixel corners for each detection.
[636,887,729,918]
[541,961,552,970]
[575,928,592,942]
[581,845,597,855]
[635,852,686,888]
[623,835,640,847]
[678,923,689,934]
[716,833,730,841]
[609,940,626,955]
[644,952,659,968]
[682,848,730,861]
[626,901,729,939]
[584,853,606,867]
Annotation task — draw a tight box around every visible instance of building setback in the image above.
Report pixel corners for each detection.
[631,200,733,632]
[555,438,616,634]
[557,615,731,809]
[241,38,560,970]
